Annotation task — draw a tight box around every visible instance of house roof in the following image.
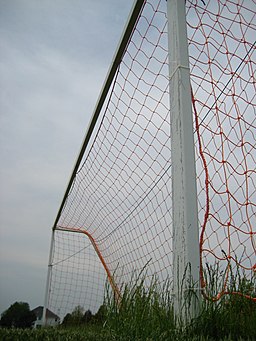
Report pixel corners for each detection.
[32,306,60,320]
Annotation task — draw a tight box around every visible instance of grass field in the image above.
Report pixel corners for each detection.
[0,327,254,341]
[1,271,255,340]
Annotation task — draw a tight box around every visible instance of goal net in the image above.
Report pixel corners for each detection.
[46,0,255,320]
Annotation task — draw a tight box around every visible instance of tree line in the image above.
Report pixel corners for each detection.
[0,302,107,329]
[62,304,106,327]
[0,302,36,329]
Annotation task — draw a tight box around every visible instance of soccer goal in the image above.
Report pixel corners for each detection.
[43,0,256,323]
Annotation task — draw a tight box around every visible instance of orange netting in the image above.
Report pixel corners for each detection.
[187,0,255,300]
[47,0,255,319]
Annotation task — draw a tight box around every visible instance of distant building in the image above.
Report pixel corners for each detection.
[32,306,60,328]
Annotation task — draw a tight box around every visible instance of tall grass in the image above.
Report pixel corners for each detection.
[190,263,256,340]
[102,265,255,340]
[1,265,254,340]
[104,274,177,340]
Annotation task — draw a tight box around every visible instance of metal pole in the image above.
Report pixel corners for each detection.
[52,0,145,230]
[167,0,200,321]
[42,230,55,326]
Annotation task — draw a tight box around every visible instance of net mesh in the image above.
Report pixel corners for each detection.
[187,0,256,299]
[47,0,256,319]
[49,230,106,317]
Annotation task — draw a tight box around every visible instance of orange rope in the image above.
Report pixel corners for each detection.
[56,226,121,305]
[192,90,255,303]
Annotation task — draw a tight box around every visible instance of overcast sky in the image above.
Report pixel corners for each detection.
[0,0,134,314]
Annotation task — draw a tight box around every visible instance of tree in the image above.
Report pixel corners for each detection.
[0,302,36,329]
[62,313,72,326]
[62,306,96,326]
[62,305,85,326]
[82,309,92,324]
[94,304,107,323]
[71,305,84,325]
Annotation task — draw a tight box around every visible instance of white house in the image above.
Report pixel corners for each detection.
[32,306,60,328]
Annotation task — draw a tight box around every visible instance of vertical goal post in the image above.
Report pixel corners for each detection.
[167,0,200,319]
